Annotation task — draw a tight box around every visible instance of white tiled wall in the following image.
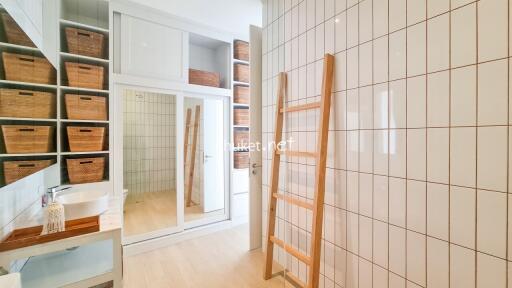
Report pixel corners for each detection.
[123,91,176,197]
[262,0,512,287]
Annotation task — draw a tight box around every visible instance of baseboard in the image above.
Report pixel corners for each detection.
[123,220,238,256]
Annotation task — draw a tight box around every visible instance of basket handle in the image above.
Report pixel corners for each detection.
[79,161,93,164]
[18,92,34,96]
[18,57,34,62]
[79,129,92,132]
[79,96,92,100]
[18,128,35,132]
[18,164,35,167]
[78,32,92,37]
[78,65,91,70]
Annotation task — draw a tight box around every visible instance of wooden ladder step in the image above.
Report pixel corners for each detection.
[280,102,321,113]
[277,150,318,158]
[273,193,313,210]
[270,236,311,265]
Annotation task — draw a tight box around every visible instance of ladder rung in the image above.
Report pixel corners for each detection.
[280,102,321,113]
[270,236,311,265]
[277,150,318,158]
[273,193,314,210]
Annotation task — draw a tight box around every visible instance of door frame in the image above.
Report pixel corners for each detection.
[249,25,263,250]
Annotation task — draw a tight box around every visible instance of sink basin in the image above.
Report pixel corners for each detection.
[56,190,108,220]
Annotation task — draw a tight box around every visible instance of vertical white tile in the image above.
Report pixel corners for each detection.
[374,130,389,175]
[307,0,316,29]
[336,0,347,14]
[325,0,335,19]
[334,246,346,286]
[374,36,388,84]
[426,183,449,240]
[359,216,373,260]
[389,273,406,288]
[451,65,477,126]
[373,175,388,221]
[406,231,426,286]
[427,128,449,184]
[359,86,373,129]
[389,129,407,178]
[450,127,476,188]
[477,126,508,192]
[373,265,388,288]
[407,180,426,233]
[347,5,359,48]
[450,186,476,248]
[347,212,359,253]
[316,23,325,60]
[407,75,426,128]
[389,225,406,276]
[389,79,406,128]
[335,12,347,53]
[359,42,373,86]
[389,177,406,227]
[347,88,359,129]
[407,22,426,77]
[359,172,373,216]
[407,0,425,25]
[325,18,335,54]
[347,47,359,89]
[374,83,389,129]
[389,30,406,80]
[427,237,449,288]
[427,14,449,73]
[360,130,373,174]
[373,0,388,38]
[478,0,508,62]
[316,0,325,25]
[334,51,347,91]
[451,3,477,68]
[477,190,507,258]
[346,253,359,288]
[307,28,316,63]
[389,0,406,32]
[451,0,473,9]
[477,59,508,126]
[477,253,507,288]
[373,220,388,267]
[359,258,373,288]
[347,171,359,212]
[407,129,426,181]
[450,245,476,288]
[359,0,372,43]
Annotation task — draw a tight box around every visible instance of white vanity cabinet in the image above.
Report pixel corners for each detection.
[120,15,187,82]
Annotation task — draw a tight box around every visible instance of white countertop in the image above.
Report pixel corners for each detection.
[0,273,21,288]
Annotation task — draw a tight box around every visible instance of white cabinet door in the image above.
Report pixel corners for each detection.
[121,15,186,82]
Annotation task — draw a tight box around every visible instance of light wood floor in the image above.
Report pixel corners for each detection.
[124,191,225,236]
[123,224,290,288]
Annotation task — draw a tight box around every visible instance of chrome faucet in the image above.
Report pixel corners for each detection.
[42,185,71,207]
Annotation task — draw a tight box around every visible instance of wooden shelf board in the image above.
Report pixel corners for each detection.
[59,19,109,34]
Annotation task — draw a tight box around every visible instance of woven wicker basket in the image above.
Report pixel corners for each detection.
[67,126,105,152]
[0,88,55,119]
[65,62,104,90]
[2,125,54,154]
[234,108,249,126]
[189,69,220,87]
[66,157,105,184]
[65,27,105,58]
[234,40,249,61]
[3,52,56,84]
[234,86,249,104]
[234,64,250,83]
[234,130,249,147]
[4,159,53,184]
[234,151,249,169]
[1,12,35,47]
[65,94,107,120]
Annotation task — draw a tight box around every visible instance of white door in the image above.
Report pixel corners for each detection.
[249,26,263,250]
[203,99,225,212]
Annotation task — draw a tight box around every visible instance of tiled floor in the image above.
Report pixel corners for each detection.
[123,224,290,288]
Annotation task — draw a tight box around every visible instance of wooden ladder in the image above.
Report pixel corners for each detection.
[264,54,334,288]
[185,105,201,207]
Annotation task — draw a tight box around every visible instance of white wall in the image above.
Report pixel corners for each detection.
[127,0,262,40]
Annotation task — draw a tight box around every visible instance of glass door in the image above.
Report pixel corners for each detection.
[183,95,229,227]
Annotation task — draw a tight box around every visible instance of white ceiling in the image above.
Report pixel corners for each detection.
[128,0,262,40]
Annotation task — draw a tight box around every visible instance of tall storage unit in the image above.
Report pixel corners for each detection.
[232,39,250,222]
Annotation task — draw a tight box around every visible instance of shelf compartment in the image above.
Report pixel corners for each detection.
[0,154,56,186]
[189,33,231,89]
[61,154,109,185]
[60,122,109,154]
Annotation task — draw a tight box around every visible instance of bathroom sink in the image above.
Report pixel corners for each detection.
[56,190,108,220]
